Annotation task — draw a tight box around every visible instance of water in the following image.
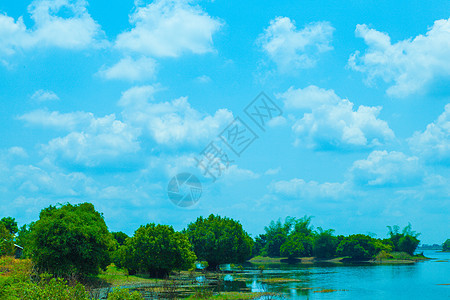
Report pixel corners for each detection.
[247,250,450,299]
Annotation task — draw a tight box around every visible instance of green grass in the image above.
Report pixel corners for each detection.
[94,265,164,286]
[186,292,271,299]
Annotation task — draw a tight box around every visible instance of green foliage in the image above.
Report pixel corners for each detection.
[0,223,14,256]
[337,234,384,260]
[252,234,266,257]
[117,223,196,277]
[313,228,339,259]
[29,203,114,278]
[107,288,143,300]
[15,223,35,258]
[0,217,18,235]
[443,239,450,252]
[387,223,420,254]
[262,216,314,258]
[112,231,129,246]
[186,214,253,269]
[0,261,89,300]
[398,235,420,255]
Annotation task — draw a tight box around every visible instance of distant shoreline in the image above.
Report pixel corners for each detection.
[249,254,430,265]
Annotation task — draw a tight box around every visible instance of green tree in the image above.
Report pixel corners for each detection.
[185,214,253,270]
[252,234,267,257]
[112,231,129,246]
[387,223,420,253]
[337,234,380,260]
[398,235,420,255]
[15,223,35,258]
[0,217,18,235]
[280,232,313,259]
[118,223,196,277]
[313,228,339,259]
[443,239,450,252]
[29,203,114,277]
[0,223,14,256]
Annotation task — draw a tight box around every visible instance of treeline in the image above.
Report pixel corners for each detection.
[252,216,421,260]
[0,202,438,280]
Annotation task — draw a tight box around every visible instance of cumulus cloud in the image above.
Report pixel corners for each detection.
[18,109,93,131]
[119,85,233,146]
[258,17,334,72]
[30,89,60,102]
[115,0,223,57]
[279,85,394,150]
[349,18,450,97]
[269,178,350,200]
[98,56,157,81]
[42,114,140,168]
[408,103,450,165]
[351,150,422,187]
[280,85,340,110]
[0,0,104,56]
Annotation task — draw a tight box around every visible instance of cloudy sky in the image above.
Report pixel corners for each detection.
[0,0,449,243]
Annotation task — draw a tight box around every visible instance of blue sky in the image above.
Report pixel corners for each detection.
[0,0,449,244]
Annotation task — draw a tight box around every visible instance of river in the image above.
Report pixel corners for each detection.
[248,250,449,299]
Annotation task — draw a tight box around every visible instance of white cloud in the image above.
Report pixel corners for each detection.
[258,17,334,72]
[408,103,450,164]
[98,56,157,81]
[351,150,422,187]
[279,85,340,110]
[269,178,350,200]
[115,0,223,57]
[349,18,450,97]
[119,85,233,146]
[195,75,212,83]
[43,114,140,168]
[0,0,104,56]
[280,85,394,150]
[18,109,93,130]
[31,89,60,102]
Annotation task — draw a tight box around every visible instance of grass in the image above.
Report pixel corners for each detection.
[94,264,164,286]
[260,278,302,284]
[186,291,271,299]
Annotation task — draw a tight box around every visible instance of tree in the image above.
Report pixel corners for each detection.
[314,228,339,259]
[387,223,420,253]
[112,231,129,246]
[29,203,114,277]
[262,216,314,258]
[280,232,313,259]
[118,223,196,277]
[0,217,18,235]
[443,239,450,252]
[337,234,381,260]
[0,223,14,256]
[185,214,253,270]
[398,235,420,255]
[252,234,267,257]
[15,223,35,258]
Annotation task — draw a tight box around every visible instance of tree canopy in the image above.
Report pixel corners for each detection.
[0,217,18,235]
[29,203,114,277]
[116,223,196,277]
[185,214,253,269]
[442,239,450,252]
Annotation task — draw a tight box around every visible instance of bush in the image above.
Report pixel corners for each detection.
[117,223,196,277]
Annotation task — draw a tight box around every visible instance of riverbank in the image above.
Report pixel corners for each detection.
[249,252,429,265]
